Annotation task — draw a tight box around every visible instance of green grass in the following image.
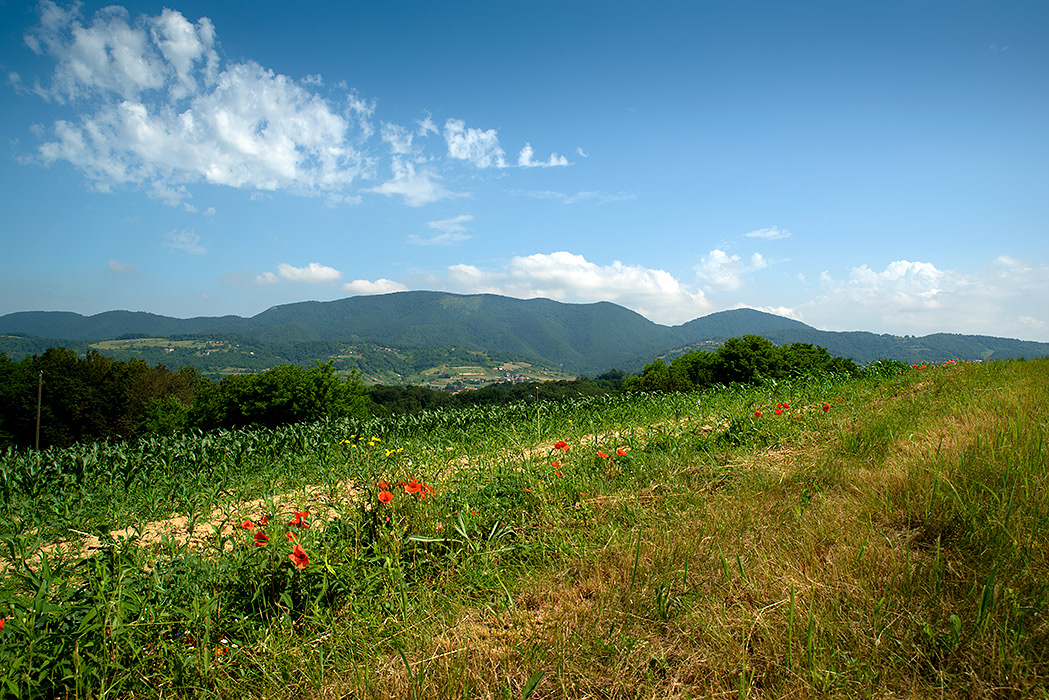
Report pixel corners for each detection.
[0,360,1046,698]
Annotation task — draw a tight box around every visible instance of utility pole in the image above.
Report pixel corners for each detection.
[35,370,43,451]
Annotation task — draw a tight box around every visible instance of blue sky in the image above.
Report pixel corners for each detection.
[2,0,1047,341]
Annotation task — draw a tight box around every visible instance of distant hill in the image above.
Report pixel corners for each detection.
[2,292,1047,375]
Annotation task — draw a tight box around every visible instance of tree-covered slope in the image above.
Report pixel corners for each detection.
[2,292,1048,374]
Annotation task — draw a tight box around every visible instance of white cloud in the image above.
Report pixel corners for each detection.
[576,147,588,158]
[408,214,473,246]
[442,251,711,324]
[162,228,206,255]
[252,262,341,285]
[380,122,415,155]
[367,157,453,207]
[416,115,437,137]
[750,304,803,321]
[744,225,791,240]
[107,259,137,274]
[516,189,636,204]
[428,214,473,234]
[695,249,769,290]
[23,4,575,209]
[24,4,366,202]
[443,118,506,168]
[805,256,1049,341]
[517,143,569,168]
[21,3,377,205]
[275,262,342,283]
[343,278,408,295]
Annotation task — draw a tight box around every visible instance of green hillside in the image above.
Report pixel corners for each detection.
[2,292,1048,375]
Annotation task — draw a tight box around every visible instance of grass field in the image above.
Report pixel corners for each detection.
[0,358,1046,698]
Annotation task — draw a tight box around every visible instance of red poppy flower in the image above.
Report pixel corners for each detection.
[418,482,436,500]
[597,451,609,459]
[404,479,422,495]
[259,515,269,526]
[554,470,563,478]
[754,410,762,418]
[378,490,393,504]
[0,618,5,631]
[774,408,783,415]
[289,544,309,569]
[783,403,790,409]
[253,532,269,547]
[552,461,560,469]
[289,511,309,528]
[285,531,297,543]
[822,403,831,412]
[616,447,628,456]
[378,480,390,490]
[241,519,256,530]
[553,441,569,451]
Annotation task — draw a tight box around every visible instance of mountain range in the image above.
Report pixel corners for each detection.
[2,291,1047,376]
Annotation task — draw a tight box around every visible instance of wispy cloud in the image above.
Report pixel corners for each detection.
[408,214,473,246]
[107,259,137,275]
[744,226,791,240]
[162,228,206,255]
[516,189,636,204]
[367,157,453,207]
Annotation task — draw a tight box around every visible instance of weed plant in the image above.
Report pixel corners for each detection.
[0,360,1045,698]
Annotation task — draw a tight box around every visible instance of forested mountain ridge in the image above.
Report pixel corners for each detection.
[2,291,1048,374]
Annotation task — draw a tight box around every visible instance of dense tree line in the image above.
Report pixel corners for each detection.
[0,350,368,449]
[623,335,859,392]
[0,336,859,449]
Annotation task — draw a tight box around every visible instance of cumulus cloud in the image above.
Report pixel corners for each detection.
[162,228,206,255]
[343,278,408,295]
[254,262,342,285]
[517,143,569,168]
[443,118,506,168]
[695,249,769,290]
[805,256,1049,341]
[750,304,803,321]
[277,262,342,283]
[441,251,711,324]
[408,214,473,246]
[744,225,791,240]
[26,3,373,202]
[21,3,570,208]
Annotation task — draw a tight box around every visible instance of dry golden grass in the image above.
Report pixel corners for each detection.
[353,362,1049,699]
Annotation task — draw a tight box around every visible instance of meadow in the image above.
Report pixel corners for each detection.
[0,358,1046,698]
